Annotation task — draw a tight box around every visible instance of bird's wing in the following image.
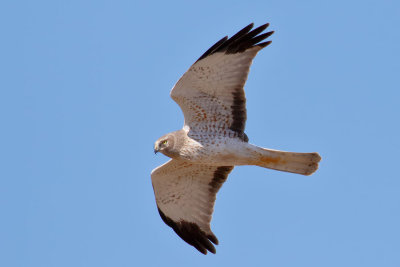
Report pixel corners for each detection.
[171,23,273,141]
[151,159,234,254]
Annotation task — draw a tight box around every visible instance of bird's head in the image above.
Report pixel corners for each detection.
[154,134,177,157]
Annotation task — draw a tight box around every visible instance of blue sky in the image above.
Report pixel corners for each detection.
[1,0,400,266]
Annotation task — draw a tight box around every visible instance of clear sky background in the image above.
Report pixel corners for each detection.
[1,0,399,266]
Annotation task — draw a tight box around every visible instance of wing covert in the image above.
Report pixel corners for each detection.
[171,23,273,141]
[151,160,233,254]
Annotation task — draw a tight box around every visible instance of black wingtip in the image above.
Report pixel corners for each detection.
[196,22,273,62]
[157,207,218,255]
[240,23,255,33]
[257,40,272,48]
[207,233,219,245]
[197,36,228,62]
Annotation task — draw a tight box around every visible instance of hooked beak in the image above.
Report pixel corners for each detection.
[154,145,159,154]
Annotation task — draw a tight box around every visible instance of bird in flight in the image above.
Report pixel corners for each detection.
[151,23,321,254]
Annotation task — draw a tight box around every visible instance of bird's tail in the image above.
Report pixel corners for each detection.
[253,147,321,175]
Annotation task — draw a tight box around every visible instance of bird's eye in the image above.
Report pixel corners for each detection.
[162,140,168,145]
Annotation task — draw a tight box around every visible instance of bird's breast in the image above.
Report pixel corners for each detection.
[178,138,249,166]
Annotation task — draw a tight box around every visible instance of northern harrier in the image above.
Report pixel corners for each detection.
[151,23,321,254]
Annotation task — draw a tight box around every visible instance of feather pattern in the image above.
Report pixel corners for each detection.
[149,23,319,256]
[151,160,233,254]
[171,23,273,142]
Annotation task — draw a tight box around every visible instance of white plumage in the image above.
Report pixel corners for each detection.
[151,23,321,254]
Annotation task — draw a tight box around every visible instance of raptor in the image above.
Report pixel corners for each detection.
[151,23,321,254]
